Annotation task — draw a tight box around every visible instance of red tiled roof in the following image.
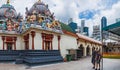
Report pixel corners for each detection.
[76,33,102,45]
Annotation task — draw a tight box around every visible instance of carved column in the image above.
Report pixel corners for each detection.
[13,37,17,50]
[58,36,61,50]
[31,31,36,50]
[2,36,5,50]
[51,35,53,50]
[24,34,29,50]
[27,34,29,50]
[50,41,53,50]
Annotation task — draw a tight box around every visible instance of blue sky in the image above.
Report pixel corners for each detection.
[79,0,119,20]
[79,10,97,19]
[0,0,120,36]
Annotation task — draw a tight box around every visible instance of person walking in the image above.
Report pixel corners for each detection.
[91,47,96,69]
[95,49,102,70]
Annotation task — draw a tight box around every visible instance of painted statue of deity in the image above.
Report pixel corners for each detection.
[30,10,37,23]
[46,23,52,28]
[37,14,44,25]
[18,22,23,33]
[13,22,19,32]
[26,16,31,28]
[52,20,61,30]
[26,16,30,23]
[41,20,47,29]
[7,19,13,31]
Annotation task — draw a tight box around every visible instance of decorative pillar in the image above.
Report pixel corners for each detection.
[84,47,87,56]
[24,34,29,50]
[58,36,61,50]
[13,37,17,50]
[31,31,36,50]
[50,41,53,50]
[27,34,29,50]
[51,35,53,50]
[2,36,5,50]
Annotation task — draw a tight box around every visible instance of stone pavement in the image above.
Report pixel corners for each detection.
[0,57,93,70]
[103,58,120,70]
[0,57,119,70]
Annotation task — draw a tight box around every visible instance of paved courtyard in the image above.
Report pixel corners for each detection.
[103,58,120,70]
[0,57,120,70]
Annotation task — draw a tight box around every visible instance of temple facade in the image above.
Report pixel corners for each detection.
[0,0,101,58]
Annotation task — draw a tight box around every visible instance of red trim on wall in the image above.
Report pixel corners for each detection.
[41,33,54,50]
[58,36,61,50]
[24,34,29,50]
[1,36,17,50]
[13,37,17,50]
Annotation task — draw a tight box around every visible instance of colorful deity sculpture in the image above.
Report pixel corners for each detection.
[18,22,23,33]
[30,10,37,23]
[51,20,61,30]
[7,19,13,31]
[26,16,31,28]
[0,21,6,31]
[41,20,47,29]
[13,22,19,31]
[37,14,44,25]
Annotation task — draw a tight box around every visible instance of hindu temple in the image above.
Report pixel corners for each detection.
[0,0,102,65]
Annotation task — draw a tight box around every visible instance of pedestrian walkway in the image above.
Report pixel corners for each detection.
[0,57,119,70]
[0,57,93,70]
[103,58,120,70]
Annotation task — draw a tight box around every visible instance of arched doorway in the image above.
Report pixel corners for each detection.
[78,44,84,57]
[86,45,90,56]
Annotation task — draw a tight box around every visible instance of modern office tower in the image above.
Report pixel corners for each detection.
[83,27,89,36]
[81,20,85,33]
[68,18,77,33]
[101,16,108,40]
[68,18,73,24]
[101,16,107,30]
[92,25,101,41]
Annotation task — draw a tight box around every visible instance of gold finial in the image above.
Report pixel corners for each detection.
[7,0,10,4]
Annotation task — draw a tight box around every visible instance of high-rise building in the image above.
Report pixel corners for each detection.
[76,26,81,33]
[68,18,77,33]
[101,16,107,30]
[68,18,73,24]
[101,16,108,40]
[83,27,89,36]
[81,20,85,33]
[116,18,120,22]
[92,25,101,41]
